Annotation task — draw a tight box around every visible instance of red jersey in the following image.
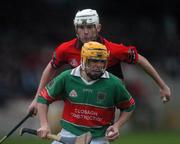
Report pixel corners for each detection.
[51,37,138,79]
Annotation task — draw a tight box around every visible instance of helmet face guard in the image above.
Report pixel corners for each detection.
[84,59,107,80]
[81,41,109,80]
[74,9,99,27]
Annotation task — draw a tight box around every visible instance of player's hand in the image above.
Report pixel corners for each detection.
[160,84,171,103]
[28,98,38,116]
[105,125,119,141]
[37,125,51,139]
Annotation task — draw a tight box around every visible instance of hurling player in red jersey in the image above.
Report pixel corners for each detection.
[28,9,171,115]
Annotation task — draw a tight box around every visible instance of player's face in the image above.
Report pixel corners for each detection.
[76,24,101,43]
[85,59,106,80]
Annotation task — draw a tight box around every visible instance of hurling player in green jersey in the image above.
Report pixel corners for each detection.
[37,41,135,144]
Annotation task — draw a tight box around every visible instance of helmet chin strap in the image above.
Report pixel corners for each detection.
[80,68,92,82]
[76,33,79,39]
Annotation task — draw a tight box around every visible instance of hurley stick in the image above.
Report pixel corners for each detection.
[20,127,92,144]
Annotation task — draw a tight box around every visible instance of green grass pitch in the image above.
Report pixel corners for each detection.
[1,131,179,144]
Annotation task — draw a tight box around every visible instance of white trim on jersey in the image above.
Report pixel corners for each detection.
[70,65,110,85]
[70,65,109,78]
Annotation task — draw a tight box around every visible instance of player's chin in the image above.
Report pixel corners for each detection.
[92,71,102,77]
[81,38,94,43]
[88,73,101,80]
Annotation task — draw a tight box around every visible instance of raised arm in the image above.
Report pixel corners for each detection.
[137,54,171,103]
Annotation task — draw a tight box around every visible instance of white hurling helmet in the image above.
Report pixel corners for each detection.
[74,9,99,26]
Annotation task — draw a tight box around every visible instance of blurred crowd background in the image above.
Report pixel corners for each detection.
[0,0,180,135]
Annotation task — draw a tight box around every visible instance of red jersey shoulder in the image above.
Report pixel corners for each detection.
[55,38,77,52]
[103,38,131,51]
[103,38,138,64]
[52,38,81,68]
